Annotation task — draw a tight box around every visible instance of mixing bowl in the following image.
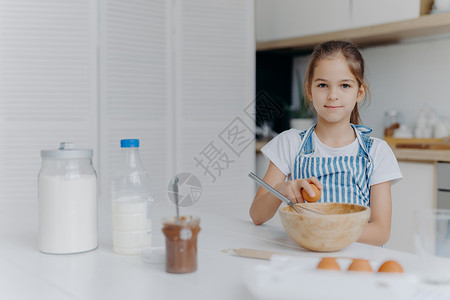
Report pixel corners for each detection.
[279,203,371,252]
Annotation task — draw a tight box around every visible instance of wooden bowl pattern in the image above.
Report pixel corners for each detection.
[279,203,370,252]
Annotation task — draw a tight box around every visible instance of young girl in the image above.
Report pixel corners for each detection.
[250,40,402,246]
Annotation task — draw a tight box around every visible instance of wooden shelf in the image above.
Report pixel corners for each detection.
[386,137,450,162]
[384,137,447,148]
[256,12,450,52]
[392,148,450,162]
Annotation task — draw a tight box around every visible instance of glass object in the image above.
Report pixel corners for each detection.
[38,142,97,254]
[414,209,450,284]
[111,139,152,255]
[384,110,400,137]
[162,216,201,273]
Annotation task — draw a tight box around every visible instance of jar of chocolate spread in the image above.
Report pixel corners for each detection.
[161,216,200,273]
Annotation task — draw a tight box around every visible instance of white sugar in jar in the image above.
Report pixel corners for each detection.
[38,142,98,254]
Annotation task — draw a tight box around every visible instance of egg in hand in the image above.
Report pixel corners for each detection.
[301,183,321,203]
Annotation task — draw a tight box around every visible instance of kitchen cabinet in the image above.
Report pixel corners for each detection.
[256,0,351,43]
[257,10,450,52]
[386,143,449,254]
[386,161,436,253]
[437,162,450,210]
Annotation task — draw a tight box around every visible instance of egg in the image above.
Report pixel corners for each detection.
[377,260,404,273]
[316,257,340,271]
[347,259,373,272]
[301,183,321,203]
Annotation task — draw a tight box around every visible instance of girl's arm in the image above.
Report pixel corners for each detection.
[249,162,322,225]
[357,181,392,246]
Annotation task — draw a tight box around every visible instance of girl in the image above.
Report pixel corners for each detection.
[250,40,402,246]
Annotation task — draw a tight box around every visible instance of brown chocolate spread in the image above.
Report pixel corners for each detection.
[162,216,200,273]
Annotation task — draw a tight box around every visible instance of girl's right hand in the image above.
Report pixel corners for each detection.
[275,177,323,203]
[250,162,323,225]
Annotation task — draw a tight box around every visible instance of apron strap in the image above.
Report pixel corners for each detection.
[299,124,373,158]
[352,124,375,189]
[297,123,317,156]
[353,124,373,134]
[352,124,374,160]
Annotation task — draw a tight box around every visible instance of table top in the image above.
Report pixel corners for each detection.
[1,200,450,300]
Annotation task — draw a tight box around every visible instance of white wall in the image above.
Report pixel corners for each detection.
[361,37,450,137]
[293,35,450,138]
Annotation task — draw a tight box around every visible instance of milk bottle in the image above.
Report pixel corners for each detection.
[111,139,152,255]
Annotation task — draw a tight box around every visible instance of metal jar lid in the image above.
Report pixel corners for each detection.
[41,142,93,159]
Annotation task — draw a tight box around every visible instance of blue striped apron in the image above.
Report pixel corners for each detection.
[293,124,374,206]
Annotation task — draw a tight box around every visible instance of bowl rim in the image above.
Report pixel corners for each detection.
[279,203,370,217]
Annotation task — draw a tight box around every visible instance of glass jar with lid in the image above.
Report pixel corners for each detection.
[384,110,401,137]
[38,142,97,254]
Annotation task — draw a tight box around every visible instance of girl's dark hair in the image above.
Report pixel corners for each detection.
[304,40,369,125]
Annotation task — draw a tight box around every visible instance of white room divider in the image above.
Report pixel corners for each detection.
[0,0,255,222]
[0,0,98,203]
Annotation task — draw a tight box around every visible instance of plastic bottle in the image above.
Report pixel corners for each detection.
[111,139,152,255]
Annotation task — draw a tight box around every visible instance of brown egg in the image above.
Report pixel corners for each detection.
[317,257,340,271]
[347,259,373,272]
[377,260,404,273]
[301,183,321,203]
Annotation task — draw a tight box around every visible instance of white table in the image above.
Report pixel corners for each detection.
[1,200,449,300]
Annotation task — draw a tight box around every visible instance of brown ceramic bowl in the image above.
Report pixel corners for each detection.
[279,203,370,252]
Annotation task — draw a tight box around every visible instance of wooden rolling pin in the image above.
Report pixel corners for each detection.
[221,248,298,260]
[222,248,354,260]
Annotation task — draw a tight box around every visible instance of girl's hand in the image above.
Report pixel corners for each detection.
[250,162,323,225]
[275,177,323,203]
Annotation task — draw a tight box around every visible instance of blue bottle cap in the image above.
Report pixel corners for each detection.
[120,139,139,148]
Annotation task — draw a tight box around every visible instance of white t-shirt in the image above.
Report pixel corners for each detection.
[261,128,403,186]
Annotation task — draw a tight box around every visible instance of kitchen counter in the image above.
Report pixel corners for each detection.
[2,200,450,299]
[386,137,450,163]
[392,148,450,163]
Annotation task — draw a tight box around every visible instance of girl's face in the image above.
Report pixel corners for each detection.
[307,55,365,125]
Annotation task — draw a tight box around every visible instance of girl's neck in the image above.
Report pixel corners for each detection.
[314,121,356,148]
